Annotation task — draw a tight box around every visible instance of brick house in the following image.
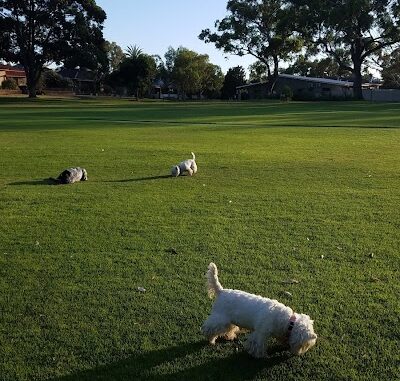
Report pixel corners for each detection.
[0,65,27,87]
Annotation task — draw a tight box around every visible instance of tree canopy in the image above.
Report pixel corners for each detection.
[248,61,268,83]
[0,0,106,97]
[283,56,351,78]
[170,47,223,99]
[381,48,400,88]
[289,0,400,99]
[221,66,246,99]
[199,0,303,89]
[200,0,400,99]
[107,49,157,97]
[104,41,125,73]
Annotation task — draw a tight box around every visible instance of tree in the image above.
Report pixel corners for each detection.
[221,66,246,99]
[42,69,71,89]
[202,63,224,99]
[199,0,303,91]
[290,0,400,99]
[125,45,143,59]
[63,38,109,94]
[164,46,177,74]
[248,61,268,83]
[107,52,157,98]
[171,47,223,99]
[104,41,125,73]
[0,0,106,98]
[380,48,400,88]
[284,55,351,78]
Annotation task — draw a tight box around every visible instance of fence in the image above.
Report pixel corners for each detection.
[0,89,22,96]
[363,88,400,102]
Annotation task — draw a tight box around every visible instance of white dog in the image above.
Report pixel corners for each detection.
[202,263,317,358]
[171,152,197,177]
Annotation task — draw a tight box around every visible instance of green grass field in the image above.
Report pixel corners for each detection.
[0,98,399,381]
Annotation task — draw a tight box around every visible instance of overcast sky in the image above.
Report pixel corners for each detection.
[96,0,257,73]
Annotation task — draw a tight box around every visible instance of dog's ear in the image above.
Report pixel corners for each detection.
[81,169,88,181]
[171,166,180,177]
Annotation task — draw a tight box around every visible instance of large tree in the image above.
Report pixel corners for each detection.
[380,48,400,88]
[0,0,106,97]
[104,41,125,73]
[248,61,268,83]
[290,0,400,99]
[284,55,351,78]
[202,63,224,99]
[199,0,302,91]
[221,66,246,99]
[107,51,157,98]
[170,47,223,99]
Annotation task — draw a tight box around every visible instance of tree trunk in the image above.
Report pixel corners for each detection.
[25,66,39,98]
[266,55,279,94]
[28,83,37,98]
[352,61,363,100]
[351,40,364,100]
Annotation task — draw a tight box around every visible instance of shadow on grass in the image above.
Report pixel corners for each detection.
[0,96,78,104]
[106,175,172,183]
[49,341,290,381]
[8,178,59,186]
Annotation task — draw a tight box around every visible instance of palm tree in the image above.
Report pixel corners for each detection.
[125,45,143,59]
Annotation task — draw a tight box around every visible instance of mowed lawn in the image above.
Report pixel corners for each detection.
[0,98,399,381]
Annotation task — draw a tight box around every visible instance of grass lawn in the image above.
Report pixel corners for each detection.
[0,98,399,381]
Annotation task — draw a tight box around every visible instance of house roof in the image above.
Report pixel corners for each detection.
[236,74,355,89]
[279,73,354,87]
[0,64,24,70]
[0,64,26,77]
[57,67,94,82]
[236,74,353,89]
[0,64,14,70]
[236,81,265,89]
[5,69,26,78]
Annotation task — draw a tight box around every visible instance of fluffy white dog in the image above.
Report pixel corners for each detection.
[202,263,317,358]
[171,152,197,177]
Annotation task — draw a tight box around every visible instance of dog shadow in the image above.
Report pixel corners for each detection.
[106,175,172,183]
[47,341,290,381]
[8,178,59,186]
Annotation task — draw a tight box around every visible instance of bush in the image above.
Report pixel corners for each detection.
[101,84,114,95]
[1,78,18,90]
[43,70,71,89]
[280,85,293,101]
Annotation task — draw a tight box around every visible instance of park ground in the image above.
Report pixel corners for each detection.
[0,98,399,380]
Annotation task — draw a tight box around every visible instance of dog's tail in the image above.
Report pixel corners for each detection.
[191,152,195,161]
[206,262,223,298]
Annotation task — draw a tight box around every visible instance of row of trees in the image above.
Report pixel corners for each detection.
[105,45,224,99]
[199,0,400,99]
[0,0,224,98]
[1,0,400,98]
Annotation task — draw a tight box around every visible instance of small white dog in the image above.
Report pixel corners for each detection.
[202,263,317,358]
[171,152,197,177]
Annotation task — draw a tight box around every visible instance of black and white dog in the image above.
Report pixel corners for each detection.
[54,167,88,184]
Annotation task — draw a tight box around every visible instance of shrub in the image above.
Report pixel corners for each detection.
[43,70,71,89]
[1,78,18,90]
[280,85,293,101]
